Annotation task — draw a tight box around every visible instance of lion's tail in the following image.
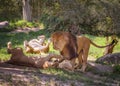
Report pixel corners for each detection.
[90,39,115,48]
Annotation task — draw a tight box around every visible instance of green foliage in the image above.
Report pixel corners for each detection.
[0,0,22,20]
[38,0,120,37]
[113,65,120,74]
[26,22,37,28]
[0,20,40,32]
[15,20,27,28]
[14,20,39,28]
[0,26,15,32]
[40,14,64,32]
[0,0,120,36]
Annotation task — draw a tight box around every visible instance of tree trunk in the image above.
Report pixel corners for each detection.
[22,0,32,21]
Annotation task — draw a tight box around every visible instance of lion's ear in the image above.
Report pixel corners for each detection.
[114,39,118,44]
[110,39,118,45]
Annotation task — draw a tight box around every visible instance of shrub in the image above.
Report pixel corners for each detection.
[113,65,120,74]
[14,20,39,28]
[0,20,41,32]
[15,20,27,28]
[26,22,39,28]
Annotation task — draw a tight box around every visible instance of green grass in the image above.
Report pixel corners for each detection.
[85,35,120,58]
[0,30,120,61]
[40,67,120,85]
[40,68,93,82]
[0,29,53,61]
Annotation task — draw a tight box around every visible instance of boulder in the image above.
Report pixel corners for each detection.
[0,21,9,28]
[96,53,120,65]
[87,61,113,73]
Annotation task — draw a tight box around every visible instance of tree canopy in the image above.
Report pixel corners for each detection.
[0,0,120,37]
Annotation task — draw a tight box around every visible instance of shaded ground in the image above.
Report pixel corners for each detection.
[9,27,40,34]
[0,62,120,86]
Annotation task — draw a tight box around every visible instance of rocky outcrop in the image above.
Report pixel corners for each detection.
[96,53,120,65]
[87,61,113,73]
[0,21,9,28]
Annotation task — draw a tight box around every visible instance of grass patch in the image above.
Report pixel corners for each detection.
[41,67,93,83]
[85,35,120,58]
[0,30,120,60]
[0,29,52,61]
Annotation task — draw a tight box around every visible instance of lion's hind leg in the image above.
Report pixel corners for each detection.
[74,50,83,69]
[80,45,90,72]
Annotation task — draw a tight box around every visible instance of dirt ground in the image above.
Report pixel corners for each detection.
[0,62,120,86]
[9,27,40,34]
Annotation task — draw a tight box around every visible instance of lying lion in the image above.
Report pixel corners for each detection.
[7,42,58,68]
[58,60,73,71]
[24,35,51,54]
[103,39,118,55]
[7,42,73,71]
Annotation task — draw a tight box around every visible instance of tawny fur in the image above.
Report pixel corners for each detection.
[103,39,118,55]
[7,42,58,68]
[51,31,78,60]
[24,36,51,54]
[6,42,76,71]
[74,36,115,72]
[58,60,74,71]
[51,31,115,72]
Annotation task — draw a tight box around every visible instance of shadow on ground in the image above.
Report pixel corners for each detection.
[0,62,119,86]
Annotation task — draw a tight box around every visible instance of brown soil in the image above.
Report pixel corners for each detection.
[0,62,120,86]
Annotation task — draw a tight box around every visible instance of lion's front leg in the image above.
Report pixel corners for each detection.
[75,51,83,69]
[70,58,76,71]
